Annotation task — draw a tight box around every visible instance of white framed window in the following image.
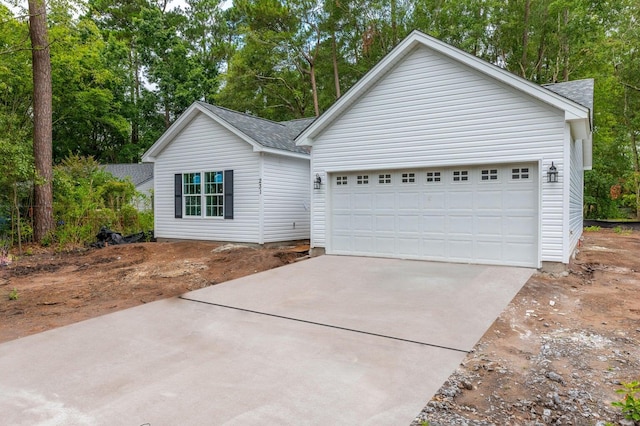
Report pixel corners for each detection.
[357,175,369,185]
[401,172,416,183]
[452,170,469,182]
[481,169,498,181]
[378,173,392,184]
[426,171,441,183]
[183,173,202,216]
[205,171,224,217]
[511,167,530,180]
[183,171,224,217]
[336,176,348,185]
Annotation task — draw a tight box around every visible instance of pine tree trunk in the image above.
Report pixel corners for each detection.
[310,62,319,117]
[520,0,530,77]
[332,33,341,99]
[562,8,569,81]
[28,0,54,243]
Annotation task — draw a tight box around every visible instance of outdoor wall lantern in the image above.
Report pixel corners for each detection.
[547,162,558,183]
[314,173,322,189]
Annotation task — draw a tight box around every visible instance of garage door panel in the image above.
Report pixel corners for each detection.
[476,191,503,209]
[422,215,446,233]
[448,191,474,209]
[333,192,351,207]
[352,214,373,231]
[397,192,421,209]
[329,164,538,267]
[374,237,396,255]
[423,192,446,209]
[332,235,352,251]
[447,239,474,259]
[374,193,396,210]
[475,241,503,261]
[353,193,374,209]
[353,236,374,252]
[397,238,421,256]
[475,216,502,235]
[504,190,535,208]
[503,242,535,263]
[332,214,351,232]
[375,215,395,232]
[448,215,474,235]
[398,215,421,232]
[422,239,447,257]
[505,216,536,236]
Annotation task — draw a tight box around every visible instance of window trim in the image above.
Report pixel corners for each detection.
[181,170,226,219]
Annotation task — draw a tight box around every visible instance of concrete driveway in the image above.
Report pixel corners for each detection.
[0,256,533,425]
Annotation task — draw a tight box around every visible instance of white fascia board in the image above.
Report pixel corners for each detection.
[142,102,202,161]
[257,146,310,160]
[296,30,590,146]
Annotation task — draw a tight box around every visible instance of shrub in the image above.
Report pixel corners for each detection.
[52,155,153,248]
[612,381,640,423]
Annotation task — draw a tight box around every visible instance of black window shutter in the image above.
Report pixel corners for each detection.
[224,170,234,219]
[174,174,182,218]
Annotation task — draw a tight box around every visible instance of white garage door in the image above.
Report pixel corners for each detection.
[329,164,538,267]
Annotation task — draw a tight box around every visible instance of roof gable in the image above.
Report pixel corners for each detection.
[142,102,312,162]
[296,30,592,146]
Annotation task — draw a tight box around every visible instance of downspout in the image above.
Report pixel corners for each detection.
[562,123,572,263]
[258,152,265,245]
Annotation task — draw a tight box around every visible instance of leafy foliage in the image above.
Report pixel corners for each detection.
[612,381,640,422]
[52,155,153,247]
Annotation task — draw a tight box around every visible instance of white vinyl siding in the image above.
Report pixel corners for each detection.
[153,113,261,242]
[569,138,584,258]
[310,45,568,264]
[261,154,310,242]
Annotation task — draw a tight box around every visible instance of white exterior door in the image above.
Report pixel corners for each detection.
[329,164,538,267]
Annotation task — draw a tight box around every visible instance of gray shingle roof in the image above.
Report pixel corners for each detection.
[196,102,312,155]
[103,163,154,187]
[543,79,594,111]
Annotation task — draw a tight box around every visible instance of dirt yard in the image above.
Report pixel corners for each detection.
[0,241,307,343]
[414,229,640,425]
[1,231,639,425]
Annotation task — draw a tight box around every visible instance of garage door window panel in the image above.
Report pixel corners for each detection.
[426,171,442,183]
[401,172,416,184]
[378,174,392,184]
[336,176,348,186]
[511,168,530,180]
[480,169,499,182]
[452,170,469,182]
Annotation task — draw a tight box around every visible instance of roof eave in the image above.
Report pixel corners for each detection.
[258,146,310,160]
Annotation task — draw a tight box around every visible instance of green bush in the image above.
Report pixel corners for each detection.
[52,155,154,248]
[612,381,640,422]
